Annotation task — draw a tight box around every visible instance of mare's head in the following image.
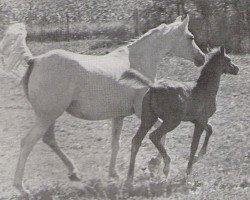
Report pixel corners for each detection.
[168,15,205,67]
[206,46,239,75]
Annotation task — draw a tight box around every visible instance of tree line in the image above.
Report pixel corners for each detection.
[0,0,249,53]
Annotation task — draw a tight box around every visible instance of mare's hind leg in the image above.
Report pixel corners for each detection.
[109,116,124,178]
[198,123,212,158]
[43,123,80,181]
[149,120,180,178]
[13,117,54,197]
[186,122,205,175]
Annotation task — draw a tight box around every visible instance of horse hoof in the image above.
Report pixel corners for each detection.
[68,172,81,181]
[198,149,206,158]
[148,157,161,167]
[109,171,119,179]
[193,155,199,164]
[19,189,31,199]
[123,179,133,192]
[186,167,192,175]
[14,183,31,199]
[163,166,170,177]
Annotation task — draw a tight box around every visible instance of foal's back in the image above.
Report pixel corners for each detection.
[145,79,193,120]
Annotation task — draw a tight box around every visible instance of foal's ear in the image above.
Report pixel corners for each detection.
[207,44,212,53]
[220,46,225,55]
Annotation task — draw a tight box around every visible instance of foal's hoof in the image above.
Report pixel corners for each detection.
[148,157,161,173]
[193,155,199,164]
[68,172,81,181]
[163,165,170,177]
[148,157,161,167]
[186,167,192,175]
[198,149,206,158]
[13,183,31,199]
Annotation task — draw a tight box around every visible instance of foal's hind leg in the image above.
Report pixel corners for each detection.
[109,116,124,178]
[43,123,80,181]
[186,122,205,175]
[126,114,157,185]
[133,94,165,169]
[13,117,53,197]
[148,121,165,169]
[198,123,212,158]
[149,120,180,178]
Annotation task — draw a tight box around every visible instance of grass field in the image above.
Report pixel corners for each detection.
[0,40,249,199]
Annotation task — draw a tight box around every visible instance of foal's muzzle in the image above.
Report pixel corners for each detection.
[230,62,239,75]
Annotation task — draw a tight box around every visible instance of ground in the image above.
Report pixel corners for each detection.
[0,40,249,200]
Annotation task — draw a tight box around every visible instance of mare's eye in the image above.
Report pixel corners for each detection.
[189,36,194,40]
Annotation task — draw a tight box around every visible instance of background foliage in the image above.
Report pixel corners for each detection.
[0,0,249,52]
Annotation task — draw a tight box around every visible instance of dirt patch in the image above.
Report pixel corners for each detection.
[0,42,249,199]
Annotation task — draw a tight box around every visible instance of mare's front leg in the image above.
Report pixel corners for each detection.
[109,116,124,178]
[186,122,205,175]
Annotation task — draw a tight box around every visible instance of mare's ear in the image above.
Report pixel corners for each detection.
[220,46,225,55]
[178,14,189,31]
[174,16,182,23]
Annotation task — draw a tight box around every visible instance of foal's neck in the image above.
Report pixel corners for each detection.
[195,62,222,98]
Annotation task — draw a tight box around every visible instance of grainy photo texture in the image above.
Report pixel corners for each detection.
[0,0,249,199]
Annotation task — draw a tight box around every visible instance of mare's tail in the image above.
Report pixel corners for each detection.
[119,69,154,89]
[0,23,34,72]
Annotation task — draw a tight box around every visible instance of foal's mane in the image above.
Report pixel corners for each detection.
[197,48,222,84]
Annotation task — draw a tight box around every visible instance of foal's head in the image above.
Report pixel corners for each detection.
[206,46,239,75]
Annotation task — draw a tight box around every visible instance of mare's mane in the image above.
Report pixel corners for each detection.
[127,21,181,49]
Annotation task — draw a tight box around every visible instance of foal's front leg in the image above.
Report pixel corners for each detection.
[198,123,213,158]
[109,116,124,178]
[186,122,205,175]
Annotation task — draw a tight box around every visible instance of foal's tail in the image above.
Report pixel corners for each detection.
[0,23,34,72]
[119,69,154,89]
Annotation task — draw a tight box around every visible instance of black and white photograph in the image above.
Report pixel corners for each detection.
[0,0,249,199]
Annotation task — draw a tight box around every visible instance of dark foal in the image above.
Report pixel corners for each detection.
[119,46,239,184]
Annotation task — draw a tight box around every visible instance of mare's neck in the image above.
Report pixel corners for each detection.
[128,28,174,81]
[195,63,222,98]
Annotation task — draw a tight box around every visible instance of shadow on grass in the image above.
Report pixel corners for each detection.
[16,177,200,200]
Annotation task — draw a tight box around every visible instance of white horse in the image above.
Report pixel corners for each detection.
[0,15,205,197]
